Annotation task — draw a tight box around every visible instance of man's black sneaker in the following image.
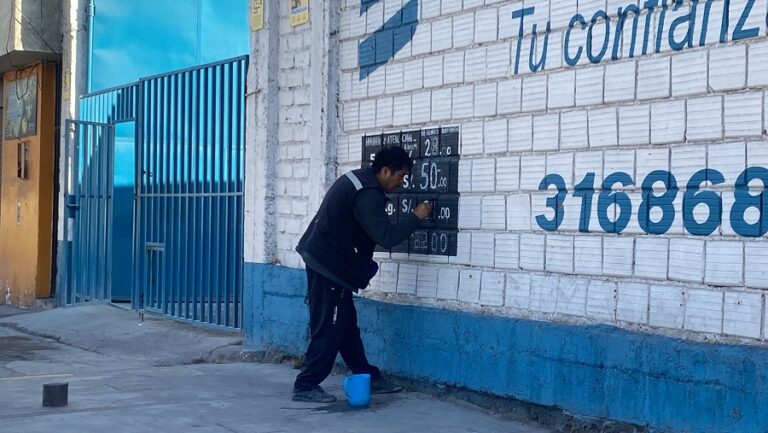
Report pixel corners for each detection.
[292,386,337,403]
[371,378,404,394]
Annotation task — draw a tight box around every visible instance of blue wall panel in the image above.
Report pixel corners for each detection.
[244,262,768,433]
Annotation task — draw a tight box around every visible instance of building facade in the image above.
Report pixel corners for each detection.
[244,1,768,431]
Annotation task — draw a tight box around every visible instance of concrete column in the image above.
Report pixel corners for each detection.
[244,1,279,264]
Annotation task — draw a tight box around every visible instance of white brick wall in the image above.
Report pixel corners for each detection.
[321,0,768,343]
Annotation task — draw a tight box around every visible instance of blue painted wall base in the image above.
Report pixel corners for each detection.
[244,263,768,433]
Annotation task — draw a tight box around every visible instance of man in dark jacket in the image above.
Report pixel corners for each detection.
[292,147,432,403]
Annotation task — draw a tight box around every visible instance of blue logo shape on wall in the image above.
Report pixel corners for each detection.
[358,0,419,80]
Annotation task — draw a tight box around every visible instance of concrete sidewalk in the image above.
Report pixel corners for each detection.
[0,304,556,433]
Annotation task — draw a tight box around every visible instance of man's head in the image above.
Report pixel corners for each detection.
[372,147,413,193]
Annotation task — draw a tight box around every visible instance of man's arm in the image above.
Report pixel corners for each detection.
[354,190,421,249]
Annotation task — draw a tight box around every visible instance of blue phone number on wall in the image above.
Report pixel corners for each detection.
[537,167,768,237]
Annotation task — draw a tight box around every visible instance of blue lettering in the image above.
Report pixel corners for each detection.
[564,14,587,66]
[587,10,611,63]
[683,169,724,236]
[720,0,731,42]
[536,174,567,231]
[574,173,596,233]
[512,7,536,75]
[655,0,670,53]
[642,0,659,55]
[731,167,768,237]
[699,0,715,46]
[598,172,633,234]
[638,171,678,235]
[613,5,641,59]
[669,0,698,51]
[733,0,760,40]
[529,22,551,72]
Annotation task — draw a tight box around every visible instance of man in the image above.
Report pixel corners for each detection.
[292,147,432,403]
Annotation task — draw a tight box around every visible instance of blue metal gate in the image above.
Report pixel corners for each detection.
[63,57,247,329]
[61,121,115,304]
[134,57,247,328]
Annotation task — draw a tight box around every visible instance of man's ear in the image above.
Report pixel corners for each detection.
[380,166,391,178]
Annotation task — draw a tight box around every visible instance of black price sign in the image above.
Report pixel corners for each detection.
[436,194,459,229]
[401,130,421,158]
[412,159,452,193]
[362,126,461,256]
[420,128,440,158]
[410,229,458,256]
[440,126,459,156]
[362,134,383,163]
[383,132,401,148]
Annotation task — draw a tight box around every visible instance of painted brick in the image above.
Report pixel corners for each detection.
[705,241,744,287]
[497,3,519,39]
[458,195,482,229]
[637,57,671,100]
[548,70,576,109]
[452,13,475,48]
[470,232,494,267]
[450,232,472,265]
[547,152,574,189]
[482,195,507,230]
[546,234,574,274]
[420,0,440,20]
[397,263,418,295]
[431,18,453,52]
[475,83,498,117]
[589,107,618,148]
[392,94,411,126]
[586,280,616,322]
[495,233,519,269]
[748,40,768,86]
[669,238,705,283]
[519,234,545,271]
[496,156,520,192]
[687,96,723,142]
[359,99,377,129]
[634,237,669,280]
[651,100,686,145]
[376,262,399,293]
[604,61,636,103]
[745,242,768,289]
[417,266,439,298]
[431,88,452,121]
[748,141,768,168]
[530,274,558,314]
[684,288,724,334]
[508,116,534,153]
[603,149,635,178]
[497,79,523,114]
[464,47,487,82]
[505,272,531,309]
[507,194,532,231]
[376,97,394,127]
[368,68,386,97]
[723,291,762,339]
[550,1,577,30]
[671,146,704,188]
[461,121,484,155]
[480,271,505,306]
[522,75,548,113]
[618,105,650,146]
[532,114,560,152]
[423,56,444,88]
[724,92,764,138]
[671,50,707,96]
[556,277,588,317]
[441,0,462,15]
[411,22,432,56]
[472,159,496,192]
[616,282,649,324]
[709,45,747,91]
[385,63,404,94]
[576,66,604,106]
[649,285,684,329]
[520,154,546,190]
[707,142,746,186]
[457,159,472,193]
[486,42,511,79]
[443,51,465,85]
[343,102,359,132]
[452,86,474,119]
[411,90,432,124]
[635,147,669,184]
[603,237,634,277]
[436,267,460,300]
[547,31,564,70]
[403,59,424,92]
[560,110,589,150]
[463,0,485,11]
[474,8,499,43]
[458,269,482,303]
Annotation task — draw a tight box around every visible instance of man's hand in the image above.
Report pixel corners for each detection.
[413,201,433,220]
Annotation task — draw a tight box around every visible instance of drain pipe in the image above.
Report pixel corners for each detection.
[86,0,95,92]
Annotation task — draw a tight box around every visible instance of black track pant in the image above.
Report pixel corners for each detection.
[293,267,381,392]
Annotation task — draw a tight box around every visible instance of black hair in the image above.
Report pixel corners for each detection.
[372,146,413,174]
